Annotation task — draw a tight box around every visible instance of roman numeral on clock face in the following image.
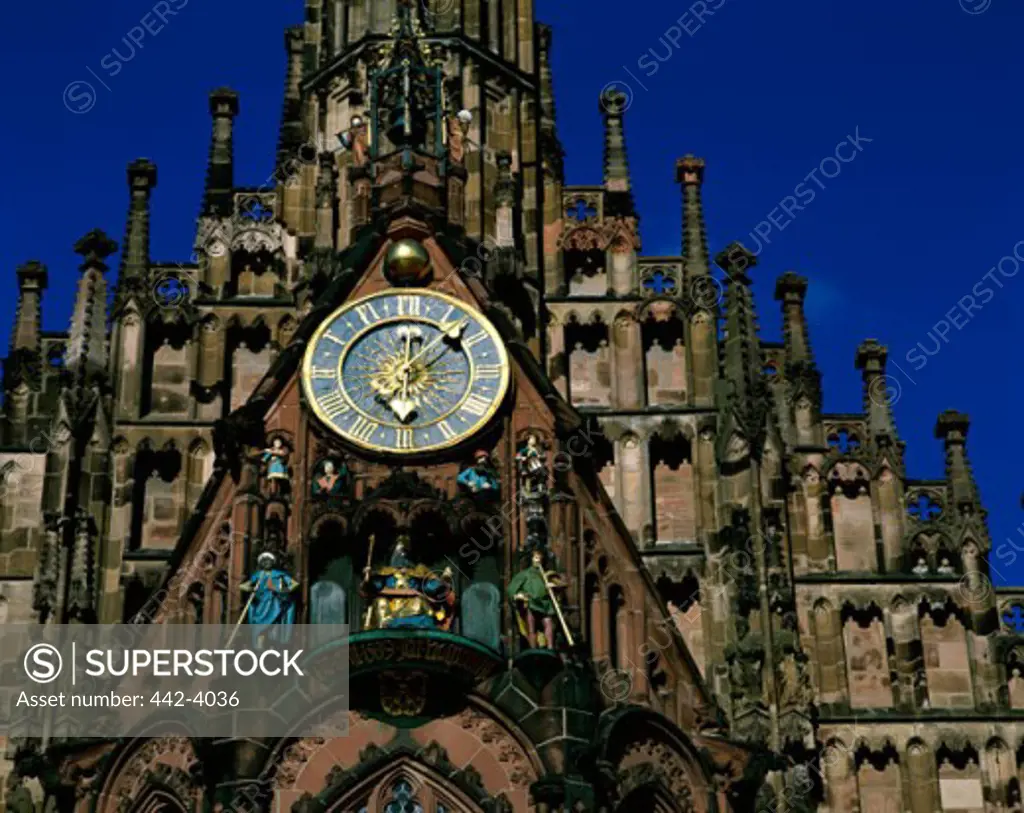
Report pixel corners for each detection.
[437,420,456,440]
[475,364,502,381]
[396,428,414,450]
[355,303,380,325]
[462,393,491,417]
[396,296,421,317]
[318,389,350,419]
[310,366,336,379]
[350,416,379,442]
[463,331,486,349]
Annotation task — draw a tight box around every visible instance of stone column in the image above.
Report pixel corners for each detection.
[690,310,716,407]
[608,245,635,296]
[612,312,644,409]
[616,434,650,544]
[906,741,939,813]
[196,316,224,421]
[695,428,718,544]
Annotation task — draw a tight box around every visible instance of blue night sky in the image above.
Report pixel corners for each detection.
[0,1,1021,580]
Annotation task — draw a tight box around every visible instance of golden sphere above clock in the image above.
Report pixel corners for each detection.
[384,239,432,284]
[301,290,510,454]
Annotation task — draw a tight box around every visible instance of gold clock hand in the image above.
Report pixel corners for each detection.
[403,319,467,370]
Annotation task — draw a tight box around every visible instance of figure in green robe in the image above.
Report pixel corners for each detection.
[507,548,567,649]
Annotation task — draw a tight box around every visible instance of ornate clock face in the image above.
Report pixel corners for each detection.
[302,290,510,454]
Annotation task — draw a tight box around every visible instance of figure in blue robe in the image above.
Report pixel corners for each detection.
[457,450,500,499]
[261,437,290,497]
[242,552,299,646]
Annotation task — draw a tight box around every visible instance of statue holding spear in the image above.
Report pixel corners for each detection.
[507,547,573,650]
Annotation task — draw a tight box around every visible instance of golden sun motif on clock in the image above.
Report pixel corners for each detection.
[301,290,510,454]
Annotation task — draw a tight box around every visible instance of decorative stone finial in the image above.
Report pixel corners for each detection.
[209,87,240,118]
[127,158,157,190]
[774,271,808,303]
[676,154,706,185]
[73,229,117,273]
[16,260,48,292]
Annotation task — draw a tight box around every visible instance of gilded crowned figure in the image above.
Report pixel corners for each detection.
[361,536,456,631]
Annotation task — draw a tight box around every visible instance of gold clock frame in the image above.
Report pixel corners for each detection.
[301,289,511,455]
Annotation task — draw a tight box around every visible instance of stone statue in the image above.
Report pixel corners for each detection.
[240,551,299,645]
[507,547,570,649]
[312,458,348,498]
[361,536,456,631]
[912,556,929,576]
[457,450,500,498]
[261,437,290,497]
[937,557,955,575]
[516,433,548,499]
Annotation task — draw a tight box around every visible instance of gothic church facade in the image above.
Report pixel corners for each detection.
[1,2,1022,812]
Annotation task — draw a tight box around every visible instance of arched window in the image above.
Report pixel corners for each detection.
[344,773,477,813]
[384,778,424,813]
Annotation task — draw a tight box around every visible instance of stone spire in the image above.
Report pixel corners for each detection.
[855,339,899,442]
[538,24,564,183]
[935,410,981,517]
[10,261,47,359]
[67,229,117,390]
[4,261,48,444]
[276,27,306,175]
[717,243,763,407]
[774,271,821,408]
[677,155,709,280]
[599,86,635,217]
[774,272,813,364]
[115,159,157,313]
[202,88,240,217]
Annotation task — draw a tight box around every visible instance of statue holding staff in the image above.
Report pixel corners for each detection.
[237,551,299,647]
[507,547,573,650]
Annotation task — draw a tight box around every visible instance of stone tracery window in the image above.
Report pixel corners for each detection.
[641,267,678,297]
[385,778,425,813]
[565,197,598,222]
[1003,603,1024,633]
[827,428,861,454]
[350,776,463,813]
[907,492,943,522]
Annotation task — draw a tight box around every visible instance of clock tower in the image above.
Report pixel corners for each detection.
[9,5,742,812]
